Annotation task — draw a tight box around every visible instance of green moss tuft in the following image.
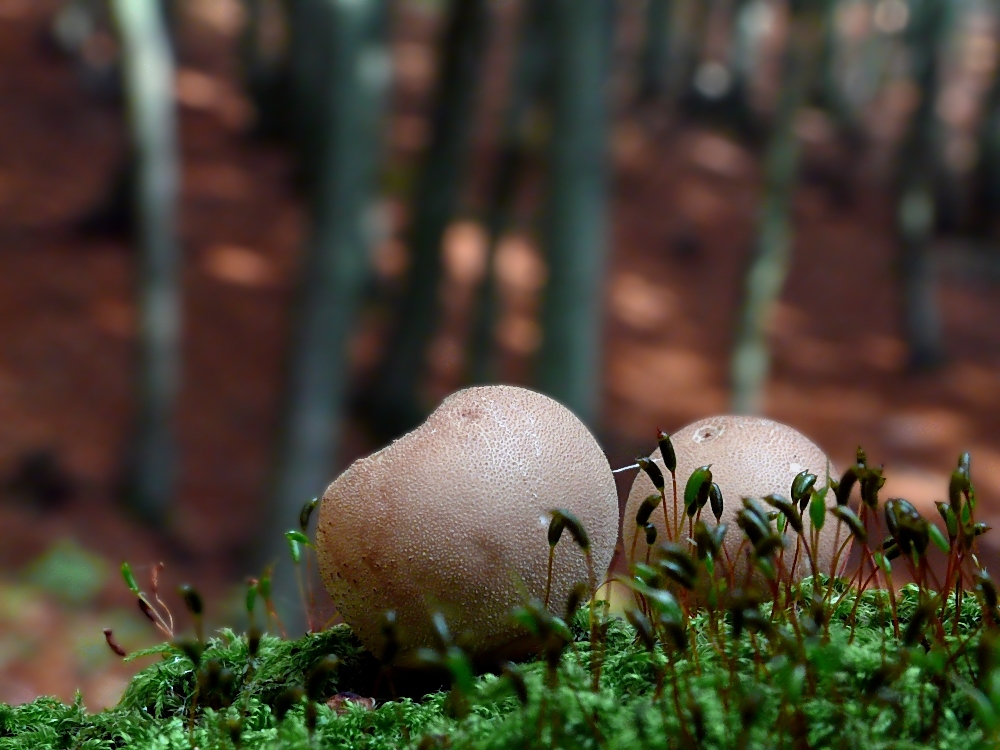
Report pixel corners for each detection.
[0,586,996,750]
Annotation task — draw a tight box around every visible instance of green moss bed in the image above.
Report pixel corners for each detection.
[4,450,1000,749]
[1,583,999,750]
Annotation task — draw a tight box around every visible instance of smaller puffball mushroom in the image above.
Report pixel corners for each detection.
[315,385,618,660]
[622,415,847,582]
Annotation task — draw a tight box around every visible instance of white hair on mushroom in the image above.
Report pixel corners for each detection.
[314,385,618,660]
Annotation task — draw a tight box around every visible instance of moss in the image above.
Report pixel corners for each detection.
[0,583,995,750]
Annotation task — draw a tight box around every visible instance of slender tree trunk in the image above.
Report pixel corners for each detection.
[51,0,105,56]
[536,0,611,426]
[158,0,179,45]
[718,0,757,136]
[287,0,333,182]
[638,0,673,102]
[813,0,840,103]
[729,2,827,415]
[678,0,713,96]
[369,0,490,436]
[110,0,181,524]
[969,4,1000,236]
[894,0,950,368]
[266,0,389,633]
[849,10,897,113]
[240,0,290,138]
[241,0,265,103]
[467,0,549,384]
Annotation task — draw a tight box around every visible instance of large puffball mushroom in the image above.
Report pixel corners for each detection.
[622,415,845,582]
[315,385,618,659]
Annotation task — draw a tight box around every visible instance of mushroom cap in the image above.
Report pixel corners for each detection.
[622,415,846,581]
[315,385,618,658]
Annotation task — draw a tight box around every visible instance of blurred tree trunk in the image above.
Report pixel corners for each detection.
[51,0,105,57]
[110,0,181,524]
[805,0,869,210]
[266,0,389,632]
[719,0,757,136]
[286,0,334,183]
[677,0,713,97]
[850,11,898,113]
[730,1,828,415]
[969,9,1000,237]
[536,0,611,426]
[893,0,951,368]
[727,0,759,100]
[159,0,179,45]
[467,0,549,383]
[676,0,756,136]
[240,0,291,138]
[240,0,268,124]
[68,0,176,234]
[638,0,673,102]
[812,0,847,119]
[367,0,490,436]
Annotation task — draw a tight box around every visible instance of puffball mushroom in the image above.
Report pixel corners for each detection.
[315,385,618,659]
[622,415,846,582]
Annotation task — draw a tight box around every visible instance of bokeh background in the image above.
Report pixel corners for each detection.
[1,0,999,710]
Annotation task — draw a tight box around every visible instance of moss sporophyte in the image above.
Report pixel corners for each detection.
[3,428,1000,748]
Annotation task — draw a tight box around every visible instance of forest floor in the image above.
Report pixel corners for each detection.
[2,0,1000,710]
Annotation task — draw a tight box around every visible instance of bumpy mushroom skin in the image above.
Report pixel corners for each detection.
[622,415,847,582]
[316,385,618,658]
